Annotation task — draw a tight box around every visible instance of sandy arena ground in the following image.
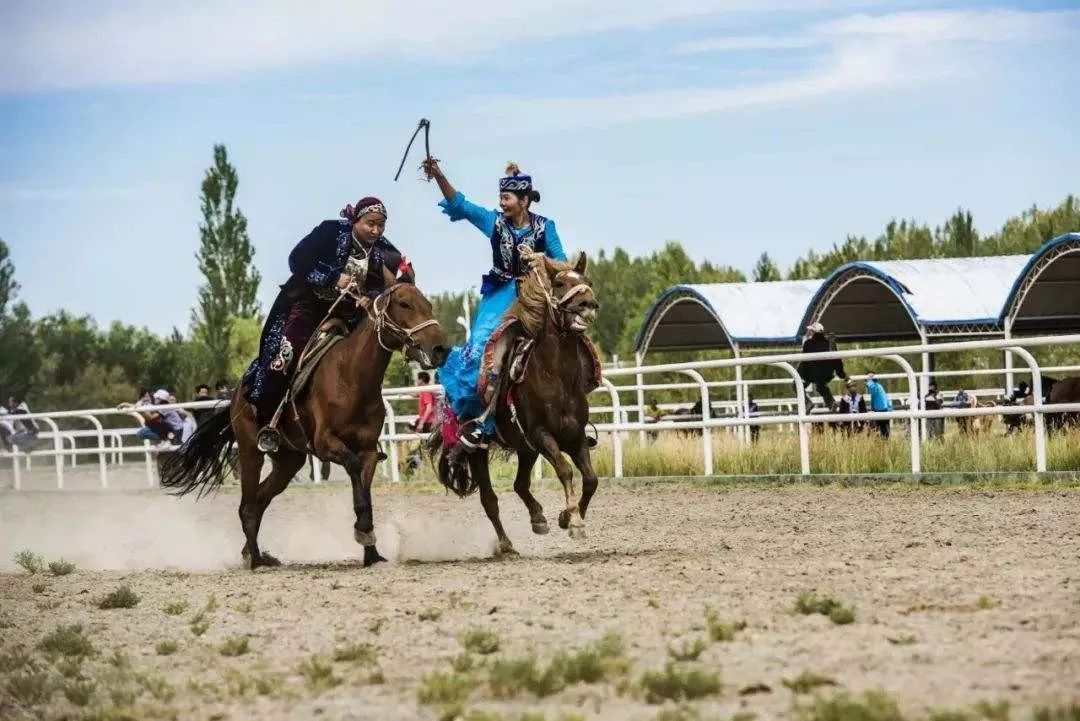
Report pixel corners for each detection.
[1,479,1079,720]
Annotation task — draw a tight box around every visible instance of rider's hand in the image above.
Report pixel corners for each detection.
[357,295,372,311]
[336,273,355,291]
[421,158,442,179]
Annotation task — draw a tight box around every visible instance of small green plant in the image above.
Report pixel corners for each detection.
[368,617,386,634]
[552,632,628,684]
[0,648,35,673]
[418,670,475,705]
[418,607,443,621]
[163,600,189,615]
[640,663,722,703]
[452,653,475,673]
[39,623,94,658]
[1031,705,1080,721]
[783,670,838,694]
[48,559,76,576]
[488,656,550,699]
[461,627,501,655]
[31,581,48,593]
[796,690,905,721]
[137,672,176,702]
[976,596,998,610]
[14,550,45,574]
[668,636,708,661]
[98,584,140,609]
[219,636,250,656]
[190,610,211,637]
[795,592,856,625]
[928,711,973,721]
[54,657,83,678]
[705,608,747,641]
[298,655,340,691]
[655,707,706,721]
[333,641,378,666]
[61,678,96,706]
[155,639,179,656]
[7,669,52,705]
[972,700,1010,721]
[234,601,252,614]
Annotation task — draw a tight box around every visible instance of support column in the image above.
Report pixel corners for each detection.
[635,350,646,447]
[919,330,930,442]
[733,344,747,444]
[1003,320,1015,396]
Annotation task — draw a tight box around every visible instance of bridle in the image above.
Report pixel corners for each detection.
[369,284,441,364]
[518,245,595,331]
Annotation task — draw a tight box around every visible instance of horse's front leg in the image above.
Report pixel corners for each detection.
[467,450,516,556]
[567,436,600,521]
[535,431,585,539]
[316,431,385,567]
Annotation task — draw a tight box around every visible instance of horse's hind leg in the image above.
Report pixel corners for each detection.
[239,450,305,569]
[316,431,385,567]
[535,431,585,540]
[468,451,516,556]
[512,449,548,534]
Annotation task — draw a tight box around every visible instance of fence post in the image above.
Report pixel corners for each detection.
[885,354,921,474]
[634,351,646,447]
[1006,346,1046,472]
[681,370,712,476]
[79,414,109,489]
[600,378,624,479]
[770,362,810,474]
[382,399,401,483]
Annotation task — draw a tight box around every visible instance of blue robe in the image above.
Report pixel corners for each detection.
[436,192,566,429]
[243,219,403,407]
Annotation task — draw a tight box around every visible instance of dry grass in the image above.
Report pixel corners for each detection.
[14,549,45,574]
[461,627,501,655]
[639,663,722,704]
[97,584,140,609]
[48,558,77,576]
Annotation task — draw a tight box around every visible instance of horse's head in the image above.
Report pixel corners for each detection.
[545,251,599,333]
[370,268,449,369]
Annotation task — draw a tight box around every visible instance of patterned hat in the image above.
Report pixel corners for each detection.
[499,162,532,193]
[341,196,388,222]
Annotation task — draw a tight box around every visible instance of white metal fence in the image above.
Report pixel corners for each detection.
[3,334,1078,489]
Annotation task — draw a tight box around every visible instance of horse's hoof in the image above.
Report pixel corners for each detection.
[496,539,518,557]
[363,545,387,567]
[558,510,571,530]
[531,520,550,535]
[354,529,377,547]
[568,525,586,540]
[261,553,281,567]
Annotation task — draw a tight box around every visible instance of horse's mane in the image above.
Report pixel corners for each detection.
[508,255,574,337]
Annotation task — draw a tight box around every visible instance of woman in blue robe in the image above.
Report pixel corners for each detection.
[242,196,406,452]
[422,159,566,450]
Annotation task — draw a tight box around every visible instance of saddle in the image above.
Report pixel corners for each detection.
[288,318,349,400]
[477,318,603,407]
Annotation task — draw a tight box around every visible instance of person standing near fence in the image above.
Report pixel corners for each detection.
[865,373,891,438]
[5,395,40,452]
[924,382,944,440]
[413,372,437,433]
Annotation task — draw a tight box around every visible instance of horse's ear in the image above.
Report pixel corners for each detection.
[573,251,588,275]
[398,264,416,285]
[382,265,397,288]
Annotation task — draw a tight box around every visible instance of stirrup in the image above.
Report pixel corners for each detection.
[257,426,281,453]
[459,423,489,452]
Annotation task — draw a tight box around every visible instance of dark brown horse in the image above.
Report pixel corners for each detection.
[433,251,601,554]
[1047,376,1080,433]
[161,271,448,569]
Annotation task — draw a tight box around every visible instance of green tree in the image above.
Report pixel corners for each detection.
[0,303,39,397]
[0,237,16,317]
[191,144,262,382]
[752,252,781,282]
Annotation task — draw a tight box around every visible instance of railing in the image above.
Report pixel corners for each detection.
[3,335,1078,489]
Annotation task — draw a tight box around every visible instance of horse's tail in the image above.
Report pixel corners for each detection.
[159,407,236,499]
[424,426,478,498]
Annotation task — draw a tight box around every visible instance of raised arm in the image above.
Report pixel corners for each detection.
[423,158,497,237]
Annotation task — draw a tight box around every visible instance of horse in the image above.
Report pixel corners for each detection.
[430,250,601,554]
[160,269,449,569]
[1047,376,1080,433]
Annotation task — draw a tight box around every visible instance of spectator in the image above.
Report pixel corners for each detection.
[191,384,215,427]
[747,396,760,443]
[955,388,975,435]
[797,322,847,410]
[136,389,185,445]
[1011,381,1030,402]
[837,379,867,435]
[924,382,944,440]
[865,373,892,438]
[0,404,12,452]
[645,401,663,423]
[215,379,233,401]
[413,372,437,433]
[6,395,41,453]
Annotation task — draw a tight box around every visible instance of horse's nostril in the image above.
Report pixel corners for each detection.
[433,345,449,365]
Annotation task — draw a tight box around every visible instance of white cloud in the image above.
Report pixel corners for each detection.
[1,0,875,92]
[461,8,1080,132]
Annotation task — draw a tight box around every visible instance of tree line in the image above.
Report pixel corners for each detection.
[0,142,1076,411]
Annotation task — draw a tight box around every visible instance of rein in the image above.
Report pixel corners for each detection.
[370,285,441,365]
[518,245,592,331]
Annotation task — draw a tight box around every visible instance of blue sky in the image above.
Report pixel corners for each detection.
[1,0,1077,335]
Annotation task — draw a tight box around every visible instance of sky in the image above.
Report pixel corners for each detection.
[1,0,1077,335]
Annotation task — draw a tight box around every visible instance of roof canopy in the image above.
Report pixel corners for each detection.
[634,232,1080,354]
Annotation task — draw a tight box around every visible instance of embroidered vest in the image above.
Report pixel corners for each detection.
[482,213,547,295]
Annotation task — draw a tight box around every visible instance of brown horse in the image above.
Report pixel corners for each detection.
[1047,377,1080,433]
[432,251,601,554]
[160,272,449,569]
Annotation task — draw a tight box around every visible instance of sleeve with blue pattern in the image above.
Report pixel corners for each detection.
[438,191,497,237]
